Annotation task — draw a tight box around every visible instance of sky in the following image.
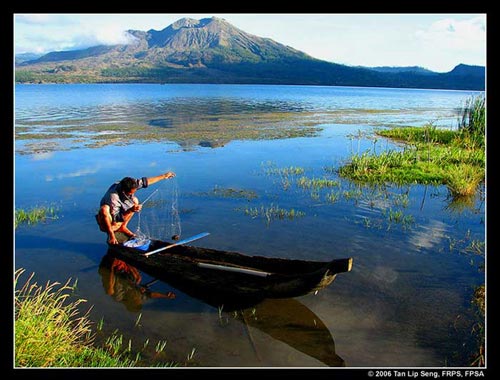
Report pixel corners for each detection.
[14,13,487,73]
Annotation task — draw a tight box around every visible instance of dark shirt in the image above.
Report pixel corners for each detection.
[100,177,148,222]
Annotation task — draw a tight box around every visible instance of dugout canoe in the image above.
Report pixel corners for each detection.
[106,233,353,301]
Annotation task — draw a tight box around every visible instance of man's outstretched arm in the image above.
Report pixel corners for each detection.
[146,171,176,186]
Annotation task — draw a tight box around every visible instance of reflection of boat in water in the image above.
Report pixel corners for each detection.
[106,233,353,302]
[100,248,346,366]
[237,298,345,367]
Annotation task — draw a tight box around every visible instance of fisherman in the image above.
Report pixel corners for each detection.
[96,171,175,245]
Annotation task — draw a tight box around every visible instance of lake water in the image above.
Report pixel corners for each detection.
[14,84,485,368]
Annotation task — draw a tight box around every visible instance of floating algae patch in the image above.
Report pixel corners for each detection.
[148,118,174,128]
[191,186,258,201]
[15,111,323,154]
[15,104,446,155]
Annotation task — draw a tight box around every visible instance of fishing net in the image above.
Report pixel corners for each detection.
[133,177,182,241]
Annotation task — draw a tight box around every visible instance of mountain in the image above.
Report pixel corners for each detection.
[15,17,485,91]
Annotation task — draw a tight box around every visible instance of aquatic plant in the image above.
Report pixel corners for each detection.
[444,164,484,198]
[296,176,340,190]
[262,162,307,190]
[263,164,306,176]
[15,205,59,228]
[470,284,485,367]
[458,95,485,149]
[325,191,339,204]
[383,208,415,229]
[239,204,305,224]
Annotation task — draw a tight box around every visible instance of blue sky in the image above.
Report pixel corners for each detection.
[14,13,486,72]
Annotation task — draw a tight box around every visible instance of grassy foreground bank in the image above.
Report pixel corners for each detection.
[14,269,177,367]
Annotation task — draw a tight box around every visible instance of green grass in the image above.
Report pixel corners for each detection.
[14,269,178,367]
[15,205,59,228]
[338,95,485,200]
[377,125,457,145]
[15,269,95,367]
[339,123,485,199]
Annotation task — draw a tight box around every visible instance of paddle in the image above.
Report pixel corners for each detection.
[197,262,271,277]
[143,232,210,257]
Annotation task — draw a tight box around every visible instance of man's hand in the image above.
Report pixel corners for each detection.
[108,233,119,245]
[163,171,175,180]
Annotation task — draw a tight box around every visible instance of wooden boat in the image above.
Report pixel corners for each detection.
[106,232,353,302]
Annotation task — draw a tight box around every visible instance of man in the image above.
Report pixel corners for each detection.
[96,171,175,244]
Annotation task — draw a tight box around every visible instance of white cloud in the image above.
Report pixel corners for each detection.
[16,14,58,25]
[32,152,54,161]
[409,220,448,250]
[45,166,100,181]
[15,15,138,54]
[72,24,138,48]
[415,16,486,51]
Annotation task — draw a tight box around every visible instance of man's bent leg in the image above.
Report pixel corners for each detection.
[97,210,122,233]
[117,197,138,237]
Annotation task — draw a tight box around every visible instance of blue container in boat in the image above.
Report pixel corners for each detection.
[123,238,151,251]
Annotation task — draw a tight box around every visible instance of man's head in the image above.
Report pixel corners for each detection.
[119,177,139,196]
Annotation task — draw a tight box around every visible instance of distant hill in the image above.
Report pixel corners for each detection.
[448,64,485,77]
[366,66,436,75]
[15,52,44,64]
[15,17,485,90]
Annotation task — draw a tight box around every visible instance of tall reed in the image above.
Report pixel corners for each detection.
[458,95,485,149]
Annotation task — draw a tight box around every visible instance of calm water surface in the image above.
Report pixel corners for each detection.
[14,84,485,367]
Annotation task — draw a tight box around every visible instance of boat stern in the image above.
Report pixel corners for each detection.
[328,257,353,274]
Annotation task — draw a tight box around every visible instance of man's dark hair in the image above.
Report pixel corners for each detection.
[119,177,139,193]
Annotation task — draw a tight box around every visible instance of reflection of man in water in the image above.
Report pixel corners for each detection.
[99,254,175,312]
